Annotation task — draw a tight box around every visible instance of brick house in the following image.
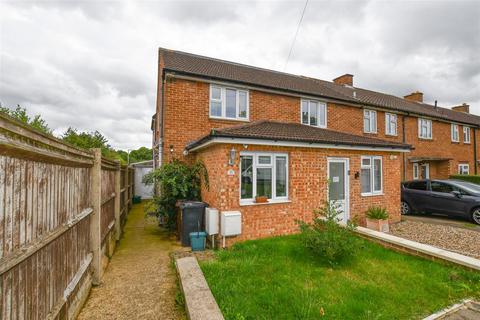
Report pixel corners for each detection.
[152,48,479,244]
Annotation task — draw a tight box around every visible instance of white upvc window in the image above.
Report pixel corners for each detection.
[418,118,432,139]
[240,152,288,204]
[464,127,471,144]
[451,124,459,142]
[301,99,327,128]
[458,164,470,175]
[413,163,419,180]
[364,110,377,133]
[360,156,383,196]
[209,85,249,120]
[385,113,397,136]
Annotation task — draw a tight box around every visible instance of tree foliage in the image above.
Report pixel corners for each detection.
[143,159,209,229]
[0,104,52,134]
[117,146,152,164]
[61,127,123,161]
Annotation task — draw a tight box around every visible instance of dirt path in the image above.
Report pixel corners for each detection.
[78,202,184,320]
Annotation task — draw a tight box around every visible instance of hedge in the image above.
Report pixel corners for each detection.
[450,175,480,185]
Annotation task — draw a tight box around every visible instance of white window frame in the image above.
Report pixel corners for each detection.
[300,99,327,128]
[209,84,249,121]
[451,124,459,142]
[239,152,289,205]
[458,164,470,175]
[363,110,377,134]
[385,113,398,136]
[413,163,419,180]
[463,127,471,144]
[418,118,432,139]
[360,156,383,196]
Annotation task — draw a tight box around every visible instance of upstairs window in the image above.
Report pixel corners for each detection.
[418,118,432,139]
[464,127,471,144]
[361,156,382,195]
[210,85,249,120]
[451,124,459,142]
[301,100,327,128]
[364,110,377,133]
[385,113,397,136]
[458,164,469,175]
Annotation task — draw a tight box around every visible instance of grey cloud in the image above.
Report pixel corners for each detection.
[1,0,479,149]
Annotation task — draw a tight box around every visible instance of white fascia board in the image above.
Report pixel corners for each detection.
[187,137,411,153]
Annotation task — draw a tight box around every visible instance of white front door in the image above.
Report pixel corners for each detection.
[327,158,350,224]
[420,163,430,179]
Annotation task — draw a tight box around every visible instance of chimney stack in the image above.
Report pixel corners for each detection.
[451,103,470,114]
[333,74,353,86]
[404,91,423,103]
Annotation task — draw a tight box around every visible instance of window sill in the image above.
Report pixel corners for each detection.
[364,131,378,135]
[361,193,384,197]
[240,199,291,206]
[209,116,250,122]
[418,137,433,141]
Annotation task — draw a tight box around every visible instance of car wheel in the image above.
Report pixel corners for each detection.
[472,208,480,225]
[401,201,411,215]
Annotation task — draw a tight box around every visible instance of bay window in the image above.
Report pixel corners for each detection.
[301,99,327,128]
[240,153,288,203]
[364,110,377,133]
[361,156,383,195]
[210,85,249,120]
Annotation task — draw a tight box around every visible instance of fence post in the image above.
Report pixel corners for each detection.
[114,161,121,241]
[90,148,103,285]
[124,166,129,212]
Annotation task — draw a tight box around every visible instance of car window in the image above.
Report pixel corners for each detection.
[431,181,454,193]
[406,181,427,191]
[451,181,480,194]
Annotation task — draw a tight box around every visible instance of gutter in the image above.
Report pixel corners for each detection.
[185,136,412,153]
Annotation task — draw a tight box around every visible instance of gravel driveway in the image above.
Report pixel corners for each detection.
[390,220,480,259]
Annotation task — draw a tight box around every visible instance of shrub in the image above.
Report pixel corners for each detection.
[143,159,209,229]
[366,206,389,220]
[450,175,480,185]
[297,201,358,266]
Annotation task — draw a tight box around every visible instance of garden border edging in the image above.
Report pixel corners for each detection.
[355,226,480,271]
[175,256,224,320]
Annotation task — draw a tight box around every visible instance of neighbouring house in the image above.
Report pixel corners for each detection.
[152,48,480,244]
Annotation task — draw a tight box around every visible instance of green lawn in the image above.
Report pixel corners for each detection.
[200,235,480,320]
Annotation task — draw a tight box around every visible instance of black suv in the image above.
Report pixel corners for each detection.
[401,179,480,225]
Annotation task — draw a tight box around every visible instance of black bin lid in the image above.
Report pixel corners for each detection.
[179,201,207,209]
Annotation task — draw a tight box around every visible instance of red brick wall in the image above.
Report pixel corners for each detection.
[158,77,477,179]
[403,117,476,179]
[196,143,402,245]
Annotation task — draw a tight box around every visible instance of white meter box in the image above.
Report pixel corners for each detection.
[205,208,219,235]
[220,211,242,236]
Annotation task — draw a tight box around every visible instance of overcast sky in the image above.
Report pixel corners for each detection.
[1,0,479,150]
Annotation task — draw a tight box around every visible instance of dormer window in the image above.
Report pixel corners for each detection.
[301,99,327,128]
[210,85,249,121]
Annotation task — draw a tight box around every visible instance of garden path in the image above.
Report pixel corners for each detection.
[78,202,184,320]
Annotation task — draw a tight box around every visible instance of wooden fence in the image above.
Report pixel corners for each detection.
[0,113,134,319]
